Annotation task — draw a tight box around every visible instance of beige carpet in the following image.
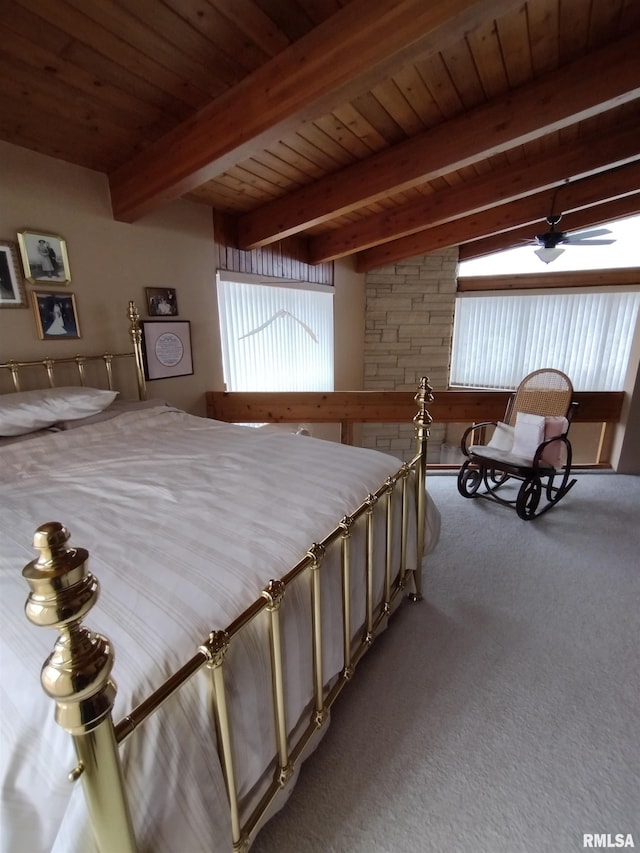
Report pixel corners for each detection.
[251,473,640,853]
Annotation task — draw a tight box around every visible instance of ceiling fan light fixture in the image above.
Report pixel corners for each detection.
[534,246,565,264]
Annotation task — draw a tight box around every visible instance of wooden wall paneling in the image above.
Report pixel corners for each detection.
[214,210,332,284]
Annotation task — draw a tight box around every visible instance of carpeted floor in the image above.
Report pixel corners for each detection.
[251,473,640,853]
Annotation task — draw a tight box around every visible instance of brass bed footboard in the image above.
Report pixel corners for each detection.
[20,378,433,853]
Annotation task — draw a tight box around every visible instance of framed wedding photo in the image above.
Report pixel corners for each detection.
[17,229,71,284]
[32,291,81,340]
[0,239,27,308]
[146,287,179,317]
[141,320,193,380]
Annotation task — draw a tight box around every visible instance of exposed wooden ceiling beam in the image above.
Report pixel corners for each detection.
[459,269,640,291]
[458,195,640,261]
[355,162,640,271]
[307,120,640,263]
[108,0,521,222]
[237,31,640,249]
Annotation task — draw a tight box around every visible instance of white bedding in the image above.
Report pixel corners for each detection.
[0,404,439,853]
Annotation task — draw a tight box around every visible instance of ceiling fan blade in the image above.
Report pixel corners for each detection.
[565,227,613,240]
[564,238,616,246]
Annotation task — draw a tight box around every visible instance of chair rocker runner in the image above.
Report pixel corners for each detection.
[457,369,578,520]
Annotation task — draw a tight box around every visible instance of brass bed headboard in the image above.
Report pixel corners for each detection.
[0,301,147,400]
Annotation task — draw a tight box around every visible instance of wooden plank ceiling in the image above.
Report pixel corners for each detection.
[2,0,639,273]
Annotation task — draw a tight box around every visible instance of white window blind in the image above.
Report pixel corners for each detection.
[217,275,334,391]
[450,290,640,391]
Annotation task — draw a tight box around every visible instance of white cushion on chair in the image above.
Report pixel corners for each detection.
[511,412,546,461]
[487,421,515,451]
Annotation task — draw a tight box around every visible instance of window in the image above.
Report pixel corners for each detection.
[450,290,640,391]
[216,273,334,392]
[458,214,640,276]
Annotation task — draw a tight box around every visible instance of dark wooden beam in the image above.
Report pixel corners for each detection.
[459,269,640,291]
[109,0,521,222]
[237,31,640,249]
[459,195,640,261]
[355,162,640,271]
[307,121,640,263]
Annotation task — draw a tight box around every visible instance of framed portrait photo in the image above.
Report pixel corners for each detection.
[17,229,71,284]
[32,291,81,340]
[141,320,193,380]
[0,239,27,308]
[146,287,178,317]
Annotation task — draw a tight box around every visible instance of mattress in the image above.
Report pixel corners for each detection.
[0,403,439,852]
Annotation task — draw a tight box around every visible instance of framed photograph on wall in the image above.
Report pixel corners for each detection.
[141,320,193,380]
[32,291,81,339]
[17,229,71,284]
[0,239,27,308]
[146,287,179,317]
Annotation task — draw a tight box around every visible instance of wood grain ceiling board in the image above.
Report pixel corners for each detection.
[0,0,637,267]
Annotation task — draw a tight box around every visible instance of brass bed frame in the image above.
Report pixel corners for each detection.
[0,301,147,400]
[6,302,434,853]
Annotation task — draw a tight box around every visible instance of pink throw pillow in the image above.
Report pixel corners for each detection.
[541,416,568,466]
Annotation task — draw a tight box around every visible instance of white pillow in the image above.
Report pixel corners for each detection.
[487,421,514,452]
[511,411,546,461]
[0,387,118,436]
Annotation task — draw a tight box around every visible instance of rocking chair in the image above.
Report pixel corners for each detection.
[457,369,578,520]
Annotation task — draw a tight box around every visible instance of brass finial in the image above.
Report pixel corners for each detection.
[261,579,286,609]
[22,523,116,734]
[24,522,94,628]
[199,630,230,668]
[306,542,325,567]
[413,375,434,433]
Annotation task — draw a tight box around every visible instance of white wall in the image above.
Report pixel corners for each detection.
[0,142,366,417]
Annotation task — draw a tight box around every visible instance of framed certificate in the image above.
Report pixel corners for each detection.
[141,320,193,380]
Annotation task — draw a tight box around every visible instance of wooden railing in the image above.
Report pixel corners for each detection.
[206,389,624,461]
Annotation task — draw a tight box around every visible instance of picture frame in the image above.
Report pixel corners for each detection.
[17,229,71,284]
[0,239,27,308]
[146,287,179,317]
[141,320,193,380]
[32,291,81,340]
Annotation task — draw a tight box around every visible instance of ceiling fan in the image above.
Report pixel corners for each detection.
[533,213,615,264]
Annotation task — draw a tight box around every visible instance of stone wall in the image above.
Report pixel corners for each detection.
[362,248,459,461]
